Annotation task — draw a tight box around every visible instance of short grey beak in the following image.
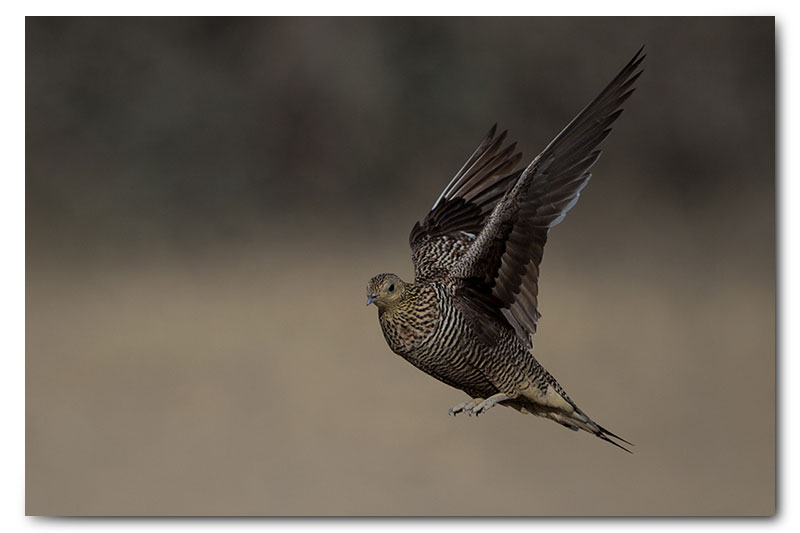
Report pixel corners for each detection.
[366,295,377,306]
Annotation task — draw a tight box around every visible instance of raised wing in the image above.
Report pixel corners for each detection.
[409,125,523,282]
[452,48,645,347]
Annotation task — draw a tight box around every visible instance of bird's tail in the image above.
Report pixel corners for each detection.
[546,406,634,453]
[510,387,634,453]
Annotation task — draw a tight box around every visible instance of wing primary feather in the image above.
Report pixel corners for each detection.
[449,48,644,346]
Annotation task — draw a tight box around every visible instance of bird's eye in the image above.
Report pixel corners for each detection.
[387,283,395,293]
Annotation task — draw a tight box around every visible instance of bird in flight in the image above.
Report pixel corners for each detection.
[366,49,644,452]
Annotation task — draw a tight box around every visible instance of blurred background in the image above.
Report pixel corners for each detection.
[26,17,774,515]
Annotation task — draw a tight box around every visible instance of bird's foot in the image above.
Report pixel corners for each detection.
[448,398,483,416]
[448,393,511,417]
[467,393,511,417]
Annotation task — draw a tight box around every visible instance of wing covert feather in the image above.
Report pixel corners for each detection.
[410,125,523,282]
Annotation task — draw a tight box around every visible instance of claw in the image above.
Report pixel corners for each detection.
[448,398,482,417]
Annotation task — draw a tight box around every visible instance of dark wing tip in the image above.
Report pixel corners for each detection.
[631,45,646,65]
[496,129,509,146]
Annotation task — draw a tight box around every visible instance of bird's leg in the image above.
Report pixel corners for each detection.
[467,393,511,417]
[448,398,484,416]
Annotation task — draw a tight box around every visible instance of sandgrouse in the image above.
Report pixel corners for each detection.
[366,49,644,452]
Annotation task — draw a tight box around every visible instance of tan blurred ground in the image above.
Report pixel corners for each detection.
[26,219,774,516]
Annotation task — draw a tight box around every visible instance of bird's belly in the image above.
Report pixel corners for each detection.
[395,321,498,398]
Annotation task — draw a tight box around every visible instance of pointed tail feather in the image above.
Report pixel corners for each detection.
[543,406,634,453]
[595,429,634,454]
[570,417,634,453]
[598,424,635,447]
[571,411,634,453]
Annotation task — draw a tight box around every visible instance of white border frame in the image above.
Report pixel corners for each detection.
[4,3,792,531]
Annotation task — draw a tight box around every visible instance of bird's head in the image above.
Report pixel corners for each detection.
[366,273,407,310]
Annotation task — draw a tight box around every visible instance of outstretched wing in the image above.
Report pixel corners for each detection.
[409,125,523,282]
[452,48,645,347]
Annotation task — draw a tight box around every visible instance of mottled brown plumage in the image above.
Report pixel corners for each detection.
[367,49,644,452]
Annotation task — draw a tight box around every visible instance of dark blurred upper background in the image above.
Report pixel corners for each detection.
[27,17,773,260]
[26,17,774,516]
